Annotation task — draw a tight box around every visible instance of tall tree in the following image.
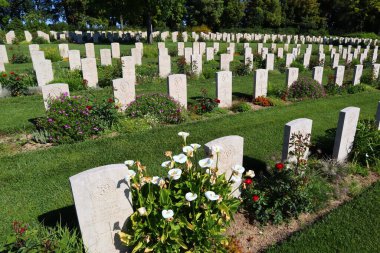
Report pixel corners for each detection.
[221,0,246,28]
[186,0,224,30]
[283,0,324,30]
[244,0,282,28]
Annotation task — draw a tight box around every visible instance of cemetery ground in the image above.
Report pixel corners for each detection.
[1,41,380,252]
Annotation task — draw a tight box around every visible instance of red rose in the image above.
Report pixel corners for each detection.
[2,73,6,77]
[252,195,260,202]
[108,98,114,103]
[244,178,253,185]
[86,105,92,110]
[16,77,20,81]
[10,71,14,75]
[215,99,221,104]
[202,105,206,110]
[275,163,284,171]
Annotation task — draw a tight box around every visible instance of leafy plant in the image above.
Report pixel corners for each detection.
[10,53,30,64]
[231,101,251,112]
[32,36,49,44]
[98,61,122,88]
[125,93,184,124]
[42,47,61,62]
[253,96,273,107]
[119,132,241,252]
[0,71,32,96]
[189,88,219,115]
[52,69,86,91]
[284,76,326,101]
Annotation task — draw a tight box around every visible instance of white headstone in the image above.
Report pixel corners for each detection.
[131,48,142,66]
[85,43,95,58]
[81,58,98,88]
[205,136,244,198]
[113,78,135,110]
[178,42,184,56]
[0,45,8,63]
[70,164,133,253]
[333,107,360,162]
[216,71,232,108]
[352,64,363,85]
[286,53,294,67]
[332,53,340,68]
[35,60,54,86]
[312,66,324,84]
[58,44,69,59]
[121,56,136,85]
[286,68,299,87]
[266,53,274,70]
[376,101,380,130]
[24,31,33,42]
[191,54,202,76]
[282,118,313,162]
[5,31,16,44]
[69,50,81,70]
[184,48,192,64]
[206,47,214,61]
[277,48,284,59]
[159,55,171,78]
[220,54,231,71]
[111,43,120,58]
[373,64,380,79]
[100,49,112,66]
[0,61,4,72]
[41,83,70,110]
[167,74,187,108]
[335,65,345,86]
[253,69,268,98]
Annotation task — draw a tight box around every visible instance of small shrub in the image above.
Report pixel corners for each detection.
[202,60,219,79]
[10,53,30,64]
[231,101,251,112]
[189,88,219,115]
[344,83,365,94]
[98,61,122,88]
[125,93,184,124]
[284,76,326,101]
[37,94,119,144]
[253,96,273,107]
[143,45,158,58]
[32,36,49,44]
[232,61,252,76]
[0,221,83,252]
[115,118,152,134]
[290,60,305,72]
[191,25,212,33]
[0,71,32,96]
[275,58,286,73]
[136,63,159,84]
[41,47,62,62]
[53,69,86,91]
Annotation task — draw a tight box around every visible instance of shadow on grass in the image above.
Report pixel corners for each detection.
[38,205,79,231]
[232,92,252,102]
[243,155,270,179]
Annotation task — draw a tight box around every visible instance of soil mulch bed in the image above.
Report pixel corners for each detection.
[226,172,380,253]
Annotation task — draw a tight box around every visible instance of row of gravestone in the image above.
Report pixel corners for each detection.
[3,30,378,46]
[68,101,380,253]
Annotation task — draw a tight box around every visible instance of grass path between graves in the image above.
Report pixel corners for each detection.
[266,180,380,253]
[0,91,379,240]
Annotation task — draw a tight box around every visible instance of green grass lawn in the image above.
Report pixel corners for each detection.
[0,91,379,240]
[266,180,380,253]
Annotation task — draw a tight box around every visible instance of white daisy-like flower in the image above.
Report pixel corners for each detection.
[185,192,198,201]
[231,175,242,184]
[173,154,187,164]
[137,207,147,216]
[151,176,161,185]
[198,158,215,168]
[212,145,223,153]
[168,168,182,180]
[161,161,171,168]
[205,191,220,201]
[245,170,255,178]
[183,146,194,153]
[190,143,201,150]
[232,164,245,174]
[124,160,134,167]
[125,170,136,181]
[162,209,174,219]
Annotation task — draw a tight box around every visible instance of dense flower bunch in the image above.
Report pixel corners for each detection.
[119,132,242,252]
[241,162,312,224]
[284,76,326,101]
[37,94,119,144]
[125,93,184,124]
[0,71,30,96]
[190,88,219,115]
[253,96,273,107]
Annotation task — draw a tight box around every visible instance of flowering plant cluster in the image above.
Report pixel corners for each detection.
[283,77,326,101]
[0,71,31,96]
[119,132,244,252]
[189,88,219,115]
[125,93,184,124]
[37,94,119,144]
[253,96,273,107]
[241,162,312,224]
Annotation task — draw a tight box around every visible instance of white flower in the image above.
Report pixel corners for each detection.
[212,145,223,153]
[168,168,182,180]
[173,154,187,164]
[124,160,135,167]
[124,170,136,181]
[205,191,220,201]
[185,192,198,201]
[198,158,215,168]
[137,207,147,216]
[231,175,242,184]
[183,146,194,153]
[191,143,201,150]
[232,165,245,174]
[162,209,174,219]
[205,169,211,174]
[246,170,255,178]
[178,132,190,142]
[161,161,171,168]
[152,176,161,185]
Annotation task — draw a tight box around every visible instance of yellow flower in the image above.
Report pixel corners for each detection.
[118,231,132,244]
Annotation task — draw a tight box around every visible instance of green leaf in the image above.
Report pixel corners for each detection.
[131,241,144,253]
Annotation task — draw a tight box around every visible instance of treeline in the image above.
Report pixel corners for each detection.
[0,0,379,35]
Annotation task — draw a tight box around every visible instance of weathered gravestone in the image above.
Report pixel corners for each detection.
[205,136,244,198]
[159,55,171,78]
[121,56,136,85]
[41,83,70,110]
[100,49,112,66]
[113,78,135,111]
[167,74,187,108]
[85,43,95,58]
[31,50,45,69]
[286,67,299,87]
[253,69,268,98]
[191,54,202,76]
[58,44,69,59]
[177,42,184,56]
[111,43,120,58]
[70,164,133,253]
[216,71,232,108]
[285,53,294,67]
[24,31,33,42]
[206,47,214,61]
[352,64,363,85]
[312,66,324,84]
[282,118,313,162]
[332,53,340,68]
[333,107,360,162]
[5,31,16,44]
[266,53,274,70]
[303,53,311,68]
[35,60,54,86]
[335,65,345,86]
[69,50,81,70]
[184,48,192,64]
[220,54,231,71]
[81,58,98,88]
[0,45,8,63]
[277,48,284,59]
[131,48,142,66]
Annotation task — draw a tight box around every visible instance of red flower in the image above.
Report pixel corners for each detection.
[215,99,221,104]
[2,73,6,77]
[86,105,92,110]
[244,178,253,185]
[115,105,119,109]
[252,195,260,202]
[275,163,284,171]
[10,71,15,75]
[202,105,206,110]
[194,105,198,110]
[108,98,114,103]
[16,77,20,81]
